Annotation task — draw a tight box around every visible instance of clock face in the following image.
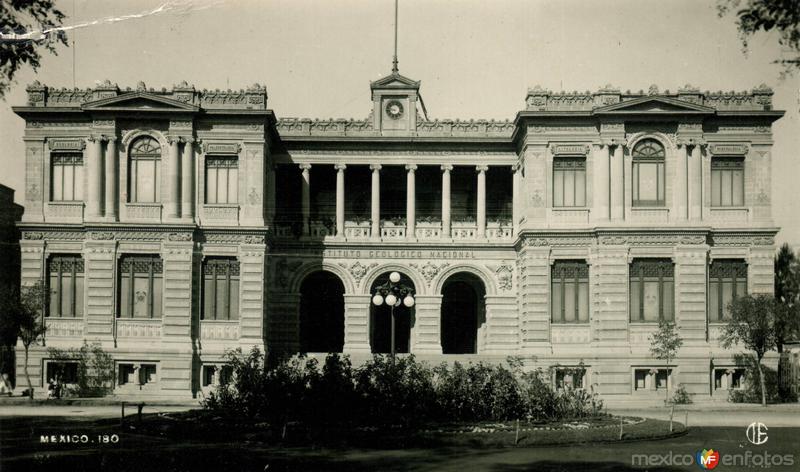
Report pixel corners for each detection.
[385,100,404,120]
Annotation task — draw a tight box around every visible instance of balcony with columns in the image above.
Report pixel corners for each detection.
[273,162,516,243]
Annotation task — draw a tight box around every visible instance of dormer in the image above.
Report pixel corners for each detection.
[370,71,420,135]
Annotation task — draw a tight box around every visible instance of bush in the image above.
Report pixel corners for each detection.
[727,354,794,404]
[671,384,692,404]
[46,342,115,397]
[204,351,605,429]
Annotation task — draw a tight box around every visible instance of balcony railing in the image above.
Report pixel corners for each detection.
[452,221,477,239]
[415,221,442,240]
[200,320,240,340]
[45,201,84,222]
[380,221,406,239]
[202,204,239,224]
[45,317,84,337]
[272,219,514,241]
[344,221,371,239]
[486,222,513,240]
[124,203,162,222]
[116,319,162,338]
[709,207,749,225]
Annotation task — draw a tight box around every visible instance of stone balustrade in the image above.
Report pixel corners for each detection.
[124,203,162,222]
[202,204,239,224]
[45,201,84,222]
[116,319,162,338]
[200,321,240,341]
[45,318,84,337]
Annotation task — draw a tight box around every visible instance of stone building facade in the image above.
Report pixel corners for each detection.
[13,74,782,399]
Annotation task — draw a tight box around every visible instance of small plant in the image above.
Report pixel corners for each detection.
[649,320,683,405]
[46,342,115,397]
[671,384,692,405]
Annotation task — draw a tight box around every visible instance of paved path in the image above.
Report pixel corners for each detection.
[0,404,196,418]
[607,405,800,427]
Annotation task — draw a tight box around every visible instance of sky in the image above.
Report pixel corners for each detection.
[1,0,798,245]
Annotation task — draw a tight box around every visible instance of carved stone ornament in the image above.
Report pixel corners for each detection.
[243,235,266,244]
[340,261,378,285]
[48,139,86,151]
[22,232,44,240]
[410,262,449,283]
[708,143,749,156]
[551,144,590,156]
[204,142,241,154]
[89,231,115,241]
[495,265,513,291]
[167,232,193,242]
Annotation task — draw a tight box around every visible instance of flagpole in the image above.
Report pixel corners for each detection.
[392,0,399,73]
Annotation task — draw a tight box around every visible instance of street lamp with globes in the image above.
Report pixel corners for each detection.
[372,271,415,356]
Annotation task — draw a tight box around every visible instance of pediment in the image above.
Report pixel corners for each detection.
[82,92,199,111]
[370,72,420,89]
[594,96,714,114]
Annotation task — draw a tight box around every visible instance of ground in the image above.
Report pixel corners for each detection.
[1,402,798,471]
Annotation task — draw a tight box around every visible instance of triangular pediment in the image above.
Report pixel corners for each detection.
[82,92,199,111]
[594,96,714,114]
[370,72,420,89]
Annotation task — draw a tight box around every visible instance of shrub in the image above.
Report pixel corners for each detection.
[355,355,436,426]
[46,342,115,397]
[671,384,692,404]
[433,361,524,422]
[727,354,792,404]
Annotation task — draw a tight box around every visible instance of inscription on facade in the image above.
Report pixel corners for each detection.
[288,249,477,260]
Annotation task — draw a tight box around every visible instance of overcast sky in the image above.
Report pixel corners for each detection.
[1,0,797,245]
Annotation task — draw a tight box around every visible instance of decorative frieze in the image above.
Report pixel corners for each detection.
[204,142,241,154]
[202,233,266,244]
[711,233,775,247]
[708,143,749,155]
[550,144,590,156]
[409,261,449,283]
[47,139,86,151]
[340,261,378,286]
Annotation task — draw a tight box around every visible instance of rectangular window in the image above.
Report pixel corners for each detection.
[202,258,240,320]
[46,361,79,384]
[709,260,747,322]
[554,367,587,390]
[630,259,674,322]
[51,153,84,201]
[202,364,233,387]
[714,368,745,391]
[711,158,744,207]
[632,161,665,206]
[47,256,85,318]
[553,157,586,207]
[118,256,163,319]
[205,157,239,204]
[551,261,590,323]
[634,368,671,391]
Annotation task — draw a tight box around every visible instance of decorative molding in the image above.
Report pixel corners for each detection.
[550,144,590,156]
[339,261,378,286]
[88,231,114,241]
[167,232,193,242]
[48,139,86,151]
[711,233,775,247]
[708,143,749,156]
[495,264,513,291]
[204,142,241,154]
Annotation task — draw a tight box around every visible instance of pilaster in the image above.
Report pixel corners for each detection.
[593,245,629,344]
[239,242,266,350]
[411,294,442,354]
[23,138,46,222]
[484,294,519,354]
[267,292,300,354]
[343,294,371,354]
[159,240,193,393]
[241,142,265,226]
[519,245,550,350]
[83,240,116,339]
[675,246,709,343]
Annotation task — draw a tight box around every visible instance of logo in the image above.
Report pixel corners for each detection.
[695,449,720,469]
[747,422,769,445]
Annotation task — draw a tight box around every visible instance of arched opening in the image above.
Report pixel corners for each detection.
[441,272,486,354]
[299,271,345,353]
[370,271,415,354]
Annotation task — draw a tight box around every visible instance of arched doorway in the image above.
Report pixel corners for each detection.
[370,271,415,354]
[299,271,345,352]
[441,272,486,354]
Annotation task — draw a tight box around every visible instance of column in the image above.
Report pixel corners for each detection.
[441,165,452,238]
[370,164,381,238]
[512,163,521,235]
[610,144,624,220]
[406,164,416,238]
[266,164,276,225]
[689,144,703,220]
[335,163,346,237]
[476,165,488,238]
[104,137,117,220]
[181,138,195,220]
[166,137,181,219]
[86,136,103,219]
[593,143,610,221]
[300,163,311,236]
[675,143,688,220]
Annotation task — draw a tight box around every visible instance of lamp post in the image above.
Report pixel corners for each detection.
[372,271,415,356]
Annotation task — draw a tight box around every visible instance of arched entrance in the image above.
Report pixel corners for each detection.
[441,272,486,354]
[370,271,415,354]
[299,271,345,353]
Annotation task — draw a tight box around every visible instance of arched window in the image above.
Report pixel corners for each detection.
[632,139,665,206]
[128,136,161,203]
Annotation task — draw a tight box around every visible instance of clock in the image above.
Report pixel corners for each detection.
[385,100,404,120]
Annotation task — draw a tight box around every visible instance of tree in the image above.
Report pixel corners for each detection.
[649,320,684,405]
[17,280,48,399]
[0,0,67,98]
[717,0,800,74]
[774,244,800,353]
[720,294,778,406]
[0,284,22,384]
